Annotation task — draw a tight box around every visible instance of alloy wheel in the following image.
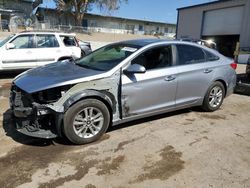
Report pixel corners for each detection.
[209,86,223,108]
[73,107,104,138]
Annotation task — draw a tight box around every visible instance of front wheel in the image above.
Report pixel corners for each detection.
[202,81,225,112]
[63,99,110,144]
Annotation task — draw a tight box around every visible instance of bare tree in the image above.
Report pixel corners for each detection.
[53,0,127,26]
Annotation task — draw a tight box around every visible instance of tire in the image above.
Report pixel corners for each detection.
[63,99,110,145]
[202,81,225,112]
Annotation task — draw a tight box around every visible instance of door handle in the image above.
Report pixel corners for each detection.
[204,69,213,73]
[164,75,176,81]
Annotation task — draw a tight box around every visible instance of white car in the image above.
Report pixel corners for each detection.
[0,31,82,71]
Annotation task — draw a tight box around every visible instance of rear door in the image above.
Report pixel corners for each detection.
[174,44,217,106]
[34,34,61,66]
[1,34,37,69]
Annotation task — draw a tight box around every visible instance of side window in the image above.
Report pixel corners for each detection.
[60,36,77,47]
[204,50,219,61]
[176,45,206,65]
[10,35,34,49]
[36,34,59,48]
[131,45,172,70]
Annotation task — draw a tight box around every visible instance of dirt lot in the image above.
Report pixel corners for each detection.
[0,68,250,188]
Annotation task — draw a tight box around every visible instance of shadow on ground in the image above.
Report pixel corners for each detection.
[2,109,55,147]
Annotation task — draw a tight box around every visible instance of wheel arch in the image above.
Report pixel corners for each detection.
[214,79,227,96]
[63,89,116,117]
[57,90,115,138]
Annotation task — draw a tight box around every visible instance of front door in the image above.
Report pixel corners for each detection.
[122,45,178,117]
[2,34,37,69]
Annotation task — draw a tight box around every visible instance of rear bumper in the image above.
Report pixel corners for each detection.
[234,74,250,95]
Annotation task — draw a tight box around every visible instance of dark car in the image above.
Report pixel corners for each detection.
[77,39,92,57]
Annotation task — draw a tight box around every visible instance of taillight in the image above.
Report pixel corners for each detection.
[230,61,237,70]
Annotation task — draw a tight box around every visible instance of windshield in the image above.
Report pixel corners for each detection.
[76,43,140,71]
[0,35,14,47]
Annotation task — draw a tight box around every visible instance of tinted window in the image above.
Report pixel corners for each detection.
[204,50,219,61]
[176,45,206,65]
[11,35,34,49]
[36,34,59,48]
[132,46,172,70]
[76,43,139,71]
[60,35,77,47]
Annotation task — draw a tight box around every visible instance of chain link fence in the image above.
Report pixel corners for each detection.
[2,19,175,39]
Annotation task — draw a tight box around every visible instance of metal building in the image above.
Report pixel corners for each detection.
[176,0,250,57]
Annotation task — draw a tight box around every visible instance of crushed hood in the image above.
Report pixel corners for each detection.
[14,60,104,93]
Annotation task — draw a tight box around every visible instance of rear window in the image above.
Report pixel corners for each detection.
[176,44,206,65]
[204,50,219,61]
[36,34,59,48]
[60,35,77,47]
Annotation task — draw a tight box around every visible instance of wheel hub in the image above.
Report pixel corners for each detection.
[72,107,104,138]
[209,86,223,108]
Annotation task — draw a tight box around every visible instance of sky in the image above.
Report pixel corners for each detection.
[41,0,215,24]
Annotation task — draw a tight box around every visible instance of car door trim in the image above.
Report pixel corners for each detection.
[2,58,55,64]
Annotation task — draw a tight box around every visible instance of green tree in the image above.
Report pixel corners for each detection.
[53,0,127,26]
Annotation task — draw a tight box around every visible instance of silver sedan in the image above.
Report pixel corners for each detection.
[11,39,237,144]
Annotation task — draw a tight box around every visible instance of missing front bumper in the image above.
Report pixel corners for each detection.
[13,104,63,139]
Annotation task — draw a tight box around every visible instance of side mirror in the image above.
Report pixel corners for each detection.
[6,43,15,50]
[123,64,146,74]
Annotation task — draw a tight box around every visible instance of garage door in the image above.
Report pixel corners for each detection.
[202,6,244,36]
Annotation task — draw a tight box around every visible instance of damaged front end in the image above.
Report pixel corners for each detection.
[10,70,121,139]
[10,84,66,139]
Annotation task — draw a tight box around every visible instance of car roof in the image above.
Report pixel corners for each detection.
[18,31,76,36]
[118,39,167,47]
[114,39,220,55]
[115,38,204,48]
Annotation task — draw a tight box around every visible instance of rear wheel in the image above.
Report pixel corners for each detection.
[63,99,110,144]
[202,81,225,112]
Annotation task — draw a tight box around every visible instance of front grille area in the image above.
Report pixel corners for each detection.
[10,83,33,109]
[10,83,59,138]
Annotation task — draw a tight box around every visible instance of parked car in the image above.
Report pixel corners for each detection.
[246,58,250,76]
[0,31,87,71]
[10,39,237,144]
[235,57,250,95]
[77,39,92,57]
[180,38,217,50]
